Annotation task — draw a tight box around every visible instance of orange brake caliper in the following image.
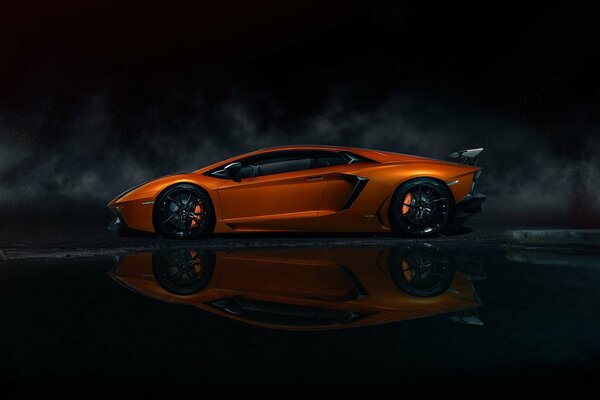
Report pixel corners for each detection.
[190,202,203,228]
[401,259,413,282]
[190,250,203,274]
[402,192,412,215]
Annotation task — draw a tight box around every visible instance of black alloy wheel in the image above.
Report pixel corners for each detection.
[152,248,215,295]
[154,184,214,238]
[388,243,455,297]
[390,178,453,237]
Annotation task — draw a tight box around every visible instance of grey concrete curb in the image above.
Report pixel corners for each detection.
[505,249,600,268]
[504,229,600,248]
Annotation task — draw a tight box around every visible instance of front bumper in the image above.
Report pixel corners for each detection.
[453,194,486,225]
[107,207,131,233]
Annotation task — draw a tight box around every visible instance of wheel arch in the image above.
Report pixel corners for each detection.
[388,176,456,210]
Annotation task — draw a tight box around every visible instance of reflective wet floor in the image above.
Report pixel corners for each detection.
[1,244,599,393]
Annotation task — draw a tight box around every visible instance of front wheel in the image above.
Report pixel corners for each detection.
[154,184,214,239]
[153,248,215,294]
[389,178,453,237]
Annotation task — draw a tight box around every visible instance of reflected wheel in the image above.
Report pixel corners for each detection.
[153,248,215,294]
[388,243,455,297]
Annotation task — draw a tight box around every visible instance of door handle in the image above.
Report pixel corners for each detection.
[305,176,325,182]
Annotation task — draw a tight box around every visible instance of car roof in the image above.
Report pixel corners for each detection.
[194,144,436,173]
[251,145,433,163]
[243,144,357,153]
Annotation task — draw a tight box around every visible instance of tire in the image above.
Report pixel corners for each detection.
[154,184,215,239]
[388,243,455,297]
[389,178,453,237]
[152,248,215,295]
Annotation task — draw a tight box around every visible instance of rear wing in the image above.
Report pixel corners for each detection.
[448,148,483,166]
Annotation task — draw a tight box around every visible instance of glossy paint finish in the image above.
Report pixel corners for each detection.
[107,145,482,233]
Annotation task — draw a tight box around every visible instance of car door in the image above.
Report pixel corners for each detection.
[217,151,328,228]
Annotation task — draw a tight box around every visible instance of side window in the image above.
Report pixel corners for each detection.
[314,151,347,168]
[248,152,313,176]
[208,150,354,179]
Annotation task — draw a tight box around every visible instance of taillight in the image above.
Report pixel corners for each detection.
[471,170,482,195]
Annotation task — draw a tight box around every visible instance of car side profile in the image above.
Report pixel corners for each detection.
[107,145,486,238]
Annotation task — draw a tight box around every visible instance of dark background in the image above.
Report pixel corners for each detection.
[1,0,599,227]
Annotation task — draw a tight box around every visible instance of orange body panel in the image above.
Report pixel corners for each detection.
[108,145,481,233]
[217,174,327,220]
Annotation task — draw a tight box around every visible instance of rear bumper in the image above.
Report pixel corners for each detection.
[453,194,486,225]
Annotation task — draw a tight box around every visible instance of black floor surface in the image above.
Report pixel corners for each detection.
[1,242,598,395]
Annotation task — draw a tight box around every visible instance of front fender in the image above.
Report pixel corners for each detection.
[108,173,223,233]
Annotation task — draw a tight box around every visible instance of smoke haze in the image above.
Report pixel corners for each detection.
[1,86,599,225]
[2,0,600,227]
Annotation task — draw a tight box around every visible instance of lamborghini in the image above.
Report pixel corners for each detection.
[109,244,484,330]
[107,145,486,238]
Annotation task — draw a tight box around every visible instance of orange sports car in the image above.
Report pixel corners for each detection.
[107,145,485,238]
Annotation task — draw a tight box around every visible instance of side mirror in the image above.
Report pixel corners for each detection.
[224,162,242,182]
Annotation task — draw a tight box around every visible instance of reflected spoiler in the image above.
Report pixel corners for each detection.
[448,148,483,166]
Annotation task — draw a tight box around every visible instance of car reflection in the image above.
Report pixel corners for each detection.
[109,244,485,330]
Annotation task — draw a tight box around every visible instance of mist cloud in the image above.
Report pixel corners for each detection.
[1,88,598,224]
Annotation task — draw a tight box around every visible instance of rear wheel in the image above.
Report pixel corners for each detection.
[154,184,214,239]
[388,243,455,297]
[389,178,453,237]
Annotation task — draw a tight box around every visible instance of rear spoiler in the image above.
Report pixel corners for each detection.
[448,148,483,166]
